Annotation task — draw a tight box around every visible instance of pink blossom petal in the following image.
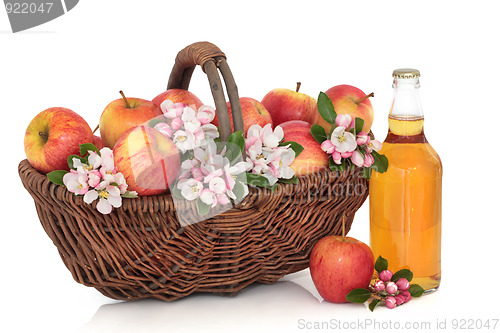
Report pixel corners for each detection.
[96,198,112,214]
[351,150,364,167]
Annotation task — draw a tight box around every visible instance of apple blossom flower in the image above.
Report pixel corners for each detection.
[197,105,216,124]
[154,122,173,138]
[385,296,397,309]
[99,148,115,171]
[396,278,410,291]
[332,151,342,165]
[267,147,295,180]
[399,290,412,303]
[199,188,217,207]
[385,281,398,295]
[321,140,336,154]
[395,294,406,306]
[181,106,201,133]
[173,130,196,153]
[335,114,353,129]
[87,170,102,188]
[379,270,393,282]
[170,117,183,131]
[350,150,365,167]
[63,170,89,195]
[356,131,368,145]
[200,123,219,140]
[373,280,385,292]
[363,153,375,167]
[161,100,184,119]
[330,126,357,153]
[366,137,383,153]
[179,178,203,201]
[83,181,122,215]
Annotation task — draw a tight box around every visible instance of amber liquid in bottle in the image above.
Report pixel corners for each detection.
[370,71,442,293]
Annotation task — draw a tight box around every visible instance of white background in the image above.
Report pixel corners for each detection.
[2,1,499,332]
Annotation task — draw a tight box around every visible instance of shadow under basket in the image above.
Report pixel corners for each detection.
[18,42,369,301]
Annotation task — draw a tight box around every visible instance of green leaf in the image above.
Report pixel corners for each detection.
[279,141,304,157]
[79,143,99,157]
[374,255,389,274]
[329,157,345,173]
[241,173,271,188]
[170,184,184,200]
[345,288,372,303]
[67,154,86,170]
[408,284,425,297]
[278,176,299,184]
[354,117,365,135]
[362,167,372,179]
[227,131,245,153]
[197,199,210,216]
[369,299,380,312]
[371,151,389,173]
[391,269,414,283]
[47,170,69,186]
[121,191,138,198]
[232,180,246,200]
[310,124,327,143]
[149,118,166,128]
[317,92,337,124]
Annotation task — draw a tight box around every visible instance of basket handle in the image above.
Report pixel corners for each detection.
[167,41,244,142]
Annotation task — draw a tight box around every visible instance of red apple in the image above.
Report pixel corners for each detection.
[24,107,94,174]
[309,234,374,303]
[99,91,163,148]
[93,135,104,150]
[113,126,180,196]
[152,88,204,110]
[261,83,317,126]
[212,97,273,134]
[315,85,374,133]
[281,121,329,176]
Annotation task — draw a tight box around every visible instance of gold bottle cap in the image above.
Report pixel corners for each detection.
[392,68,420,79]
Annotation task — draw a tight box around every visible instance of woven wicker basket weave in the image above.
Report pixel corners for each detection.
[18,42,369,301]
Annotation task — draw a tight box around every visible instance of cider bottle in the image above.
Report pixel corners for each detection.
[369,68,442,293]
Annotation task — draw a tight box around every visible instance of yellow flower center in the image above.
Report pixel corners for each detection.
[257,153,264,159]
[338,135,347,143]
[98,190,109,199]
[85,164,93,171]
[178,135,187,142]
[191,185,199,193]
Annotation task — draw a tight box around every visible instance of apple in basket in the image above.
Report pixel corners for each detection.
[212,97,273,134]
[261,82,317,126]
[152,88,204,110]
[314,84,374,134]
[99,91,163,148]
[114,126,181,196]
[281,120,329,176]
[24,107,94,174]
[309,222,374,303]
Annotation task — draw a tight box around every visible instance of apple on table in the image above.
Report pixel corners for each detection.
[113,126,181,196]
[24,107,94,174]
[261,82,317,126]
[309,221,374,303]
[314,85,374,133]
[99,91,163,148]
[212,97,273,134]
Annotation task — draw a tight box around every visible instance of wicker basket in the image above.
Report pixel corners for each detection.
[18,42,369,301]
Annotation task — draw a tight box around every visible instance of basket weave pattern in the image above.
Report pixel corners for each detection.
[18,42,369,301]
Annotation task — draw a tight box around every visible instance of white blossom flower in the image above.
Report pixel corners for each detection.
[84,182,122,215]
[330,126,357,153]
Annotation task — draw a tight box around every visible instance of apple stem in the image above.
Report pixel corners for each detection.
[296,82,301,93]
[93,124,99,134]
[341,215,346,242]
[119,90,131,108]
[356,92,374,104]
[38,131,48,140]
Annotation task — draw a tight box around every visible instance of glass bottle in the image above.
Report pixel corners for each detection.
[369,68,442,293]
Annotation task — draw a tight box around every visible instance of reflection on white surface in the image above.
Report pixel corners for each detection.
[79,271,322,333]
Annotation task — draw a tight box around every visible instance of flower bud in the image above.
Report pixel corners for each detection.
[395,294,405,305]
[373,280,385,292]
[396,278,410,291]
[379,270,393,282]
[385,281,398,295]
[399,290,412,303]
[385,296,397,309]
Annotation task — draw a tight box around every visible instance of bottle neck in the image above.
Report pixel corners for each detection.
[389,77,424,136]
